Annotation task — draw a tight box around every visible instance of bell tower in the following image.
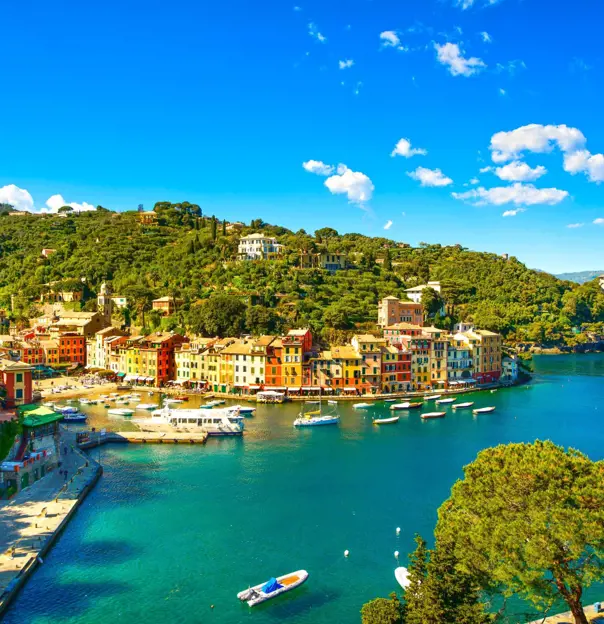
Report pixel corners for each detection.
[97,282,112,325]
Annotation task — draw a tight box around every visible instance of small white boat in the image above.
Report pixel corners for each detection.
[164,398,184,405]
[199,401,220,409]
[79,398,92,405]
[328,400,338,405]
[473,406,496,414]
[390,402,423,411]
[227,405,256,415]
[421,412,446,419]
[213,399,226,405]
[353,403,372,409]
[136,403,158,410]
[384,399,397,403]
[108,408,135,416]
[395,566,411,589]
[54,405,78,414]
[425,395,441,401]
[373,416,400,425]
[435,398,456,405]
[490,389,497,394]
[62,412,88,423]
[237,570,309,607]
[451,402,474,410]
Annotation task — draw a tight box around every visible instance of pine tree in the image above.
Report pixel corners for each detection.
[383,248,392,271]
[211,216,217,241]
[222,219,226,236]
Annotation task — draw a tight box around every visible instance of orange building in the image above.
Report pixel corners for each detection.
[16,342,45,366]
[58,333,87,366]
[265,339,283,388]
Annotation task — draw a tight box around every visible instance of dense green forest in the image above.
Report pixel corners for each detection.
[0,203,603,346]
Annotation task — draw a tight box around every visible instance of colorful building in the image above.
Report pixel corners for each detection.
[58,333,87,367]
[447,337,474,383]
[381,345,411,393]
[398,335,432,391]
[421,327,449,389]
[0,359,33,407]
[351,334,387,393]
[382,323,423,346]
[456,330,502,384]
[378,296,424,328]
[310,346,362,392]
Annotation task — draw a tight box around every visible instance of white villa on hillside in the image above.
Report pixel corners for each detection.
[237,233,284,260]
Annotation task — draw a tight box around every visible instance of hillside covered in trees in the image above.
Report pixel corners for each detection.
[0,203,603,346]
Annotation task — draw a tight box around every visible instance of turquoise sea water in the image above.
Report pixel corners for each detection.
[4,354,604,624]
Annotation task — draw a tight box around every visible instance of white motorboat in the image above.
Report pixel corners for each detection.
[107,408,135,416]
[373,416,400,425]
[237,570,308,607]
[227,405,256,415]
[452,401,474,410]
[421,412,446,419]
[136,403,158,410]
[425,395,441,401]
[435,398,456,405]
[353,403,372,409]
[148,407,244,436]
[164,398,184,405]
[384,399,397,403]
[395,567,410,589]
[473,406,496,414]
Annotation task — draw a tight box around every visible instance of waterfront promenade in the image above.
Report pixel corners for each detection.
[0,430,102,617]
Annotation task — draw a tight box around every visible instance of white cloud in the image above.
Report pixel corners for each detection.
[308,22,326,43]
[469,177,480,185]
[493,161,547,182]
[391,138,427,158]
[293,5,302,11]
[434,42,486,77]
[339,59,354,70]
[567,223,584,228]
[452,183,568,206]
[496,60,526,75]
[563,150,604,183]
[380,31,407,51]
[502,208,525,217]
[408,167,453,187]
[594,218,604,225]
[384,220,393,230]
[481,31,492,43]
[0,185,95,213]
[490,123,604,183]
[45,194,96,213]
[324,164,374,204]
[456,0,475,8]
[499,88,506,96]
[303,160,335,176]
[490,124,586,163]
[0,184,35,212]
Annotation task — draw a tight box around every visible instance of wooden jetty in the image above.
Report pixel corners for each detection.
[78,430,208,449]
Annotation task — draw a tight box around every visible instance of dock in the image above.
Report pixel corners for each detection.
[527,601,604,623]
[78,430,208,449]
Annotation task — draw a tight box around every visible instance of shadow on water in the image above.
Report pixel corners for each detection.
[72,539,142,567]
[251,585,341,620]
[3,580,130,624]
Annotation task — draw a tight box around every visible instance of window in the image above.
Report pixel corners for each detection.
[16,389,23,399]
[16,373,23,383]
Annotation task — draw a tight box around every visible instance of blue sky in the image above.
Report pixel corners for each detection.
[1,0,603,273]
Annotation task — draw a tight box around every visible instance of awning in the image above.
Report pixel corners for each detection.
[117,372,126,377]
[301,386,321,391]
[343,388,358,392]
[266,386,286,390]
[248,385,260,390]
[233,383,248,388]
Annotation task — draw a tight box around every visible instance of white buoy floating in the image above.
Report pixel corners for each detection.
[396,527,401,535]
[344,550,350,557]
[394,551,400,559]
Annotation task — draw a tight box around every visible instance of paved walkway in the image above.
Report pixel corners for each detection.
[0,429,100,604]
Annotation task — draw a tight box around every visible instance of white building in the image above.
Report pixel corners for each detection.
[237,233,284,261]
[502,356,519,383]
[111,296,129,309]
[404,281,442,304]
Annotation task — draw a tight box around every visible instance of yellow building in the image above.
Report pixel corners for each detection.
[456,329,502,384]
[351,334,386,393]
[310,346,362,392]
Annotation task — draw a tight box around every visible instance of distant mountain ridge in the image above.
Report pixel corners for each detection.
[555,270,604,284]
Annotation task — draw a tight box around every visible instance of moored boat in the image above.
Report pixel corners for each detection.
[237,570,309,607]
[54,405,78,414]
[421,412,446,419]
[473,406,496,414]
[62,412,88,423]
[373,416,400,425]
[108,407,135,416]
[395,566,411,589]
[294,401,339,427]
[424,395,441,401]
[384,399,397,403]
[227,405,256,415]
[435,398,456,405]
[136,403,158,410]
[390,402,423,411]
[452,401,474,410]
[148,406,244,436]
[353,403,372,409]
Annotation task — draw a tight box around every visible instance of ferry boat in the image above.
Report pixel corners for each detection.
[452,401,474,410]
[237,570,308,607]
[421,412,446,419]
[148,407,244,436]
